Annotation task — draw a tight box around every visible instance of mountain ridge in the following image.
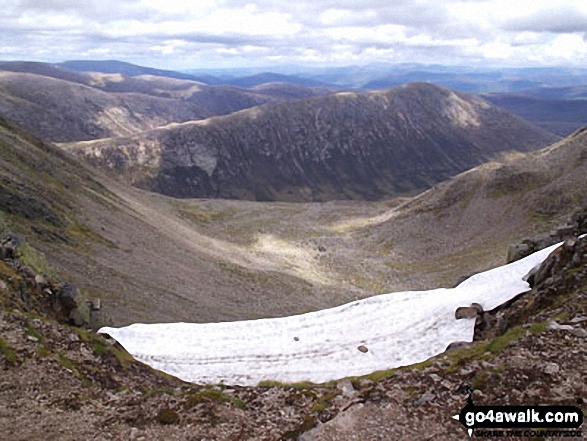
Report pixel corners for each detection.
[67,82,559,201]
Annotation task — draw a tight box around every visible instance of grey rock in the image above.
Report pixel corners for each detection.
[55,283,90,327]
[337,379,356,396]
[129,427,139,440]
[545,363,560,375]
[19,265,36,279]
[455,306,478,319]
[547,321,574,331]
[507,243,531,263]
[570,328,587,338]
[445,341,472,352]
[570,316,587,324]
[415,390,435,405]
[34,274,47,287]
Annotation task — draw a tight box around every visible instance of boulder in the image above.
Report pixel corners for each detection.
[507,243,531,263]
[55,283,90,327]
[455,306,478,320]
[445,341,473,352]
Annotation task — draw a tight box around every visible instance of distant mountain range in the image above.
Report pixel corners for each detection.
[65,83,558,201]
[3,59,587,137]
[0,66,336,142]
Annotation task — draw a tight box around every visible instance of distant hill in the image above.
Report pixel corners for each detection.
[482,93,587,137]
[225,72,332,88]
[66,83,558,201]
[0,68,337,142]
[57,60,220,84]
[0,71,211,142]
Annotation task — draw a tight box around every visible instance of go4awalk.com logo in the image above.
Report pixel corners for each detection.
[452,393,583,438]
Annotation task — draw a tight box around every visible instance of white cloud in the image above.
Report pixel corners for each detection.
[1,0,587,68]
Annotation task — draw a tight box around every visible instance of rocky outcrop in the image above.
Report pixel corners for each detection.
[506,206,587,263]
[476,232,587,341]
[0,234,101,330]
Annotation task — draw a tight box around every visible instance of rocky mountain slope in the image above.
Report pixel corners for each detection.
[66,83,558,201]
[0,72,211,142]
[0,65,336,142]
[0,109,584,329]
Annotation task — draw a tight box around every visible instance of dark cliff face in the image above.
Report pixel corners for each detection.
[71,83,559,201]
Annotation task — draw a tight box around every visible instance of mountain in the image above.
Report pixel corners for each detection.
[225,72,333,88]
[0,116,380,326]
[0,112,585,438]
[361,125,587,288]
[57,59,220,84]
[66,83,558,201]
[0,66,338,142]
[482,93,587,136]
[0,71,211,142]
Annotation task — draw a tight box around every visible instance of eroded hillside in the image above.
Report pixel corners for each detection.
[66,83,558,201]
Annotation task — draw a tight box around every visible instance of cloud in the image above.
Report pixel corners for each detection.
[503,6,587,33]
[1,0,587,68]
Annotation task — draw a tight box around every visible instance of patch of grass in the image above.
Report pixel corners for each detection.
[57,352,86,382]
[25,324,44,342]
[175,202,236,225]
[352,357,434,383]
[257,380,314,389]
[35,346,50,357]
[0,337,17,365]
[157,408,179,425]
[66,221,117,250]
[184,388,246,410]
[17,243,55,277]
[142,386,175,399]
[71,327,134,368]
[310,389,339,414]
[90,340,109,355]
[471,371,490,390]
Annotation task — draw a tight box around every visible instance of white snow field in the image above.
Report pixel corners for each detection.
[99,242,562,386]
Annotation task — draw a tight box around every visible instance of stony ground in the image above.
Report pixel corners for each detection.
[0,232,585,440]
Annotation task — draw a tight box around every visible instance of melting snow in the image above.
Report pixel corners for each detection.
[99,242,561,386]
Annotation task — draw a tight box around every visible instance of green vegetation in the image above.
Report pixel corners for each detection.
[25,324,44,342]
[157,408,179,425]
[0,337,17,365]
[65,221,118,250]
[174,202,236,225]
[309,389,339,413]
[71,326,134,368]
[17,243,55,277]
[257,380,315,389]
[184,388,246,410]
[471,371,490,390]
[142,386,176,399]
[57,352,89,385]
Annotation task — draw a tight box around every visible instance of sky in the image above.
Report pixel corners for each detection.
[1,0,587,70]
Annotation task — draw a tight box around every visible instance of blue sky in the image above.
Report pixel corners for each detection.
[1,0,587,69]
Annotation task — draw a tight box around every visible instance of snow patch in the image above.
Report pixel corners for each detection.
[100,242,561,386]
